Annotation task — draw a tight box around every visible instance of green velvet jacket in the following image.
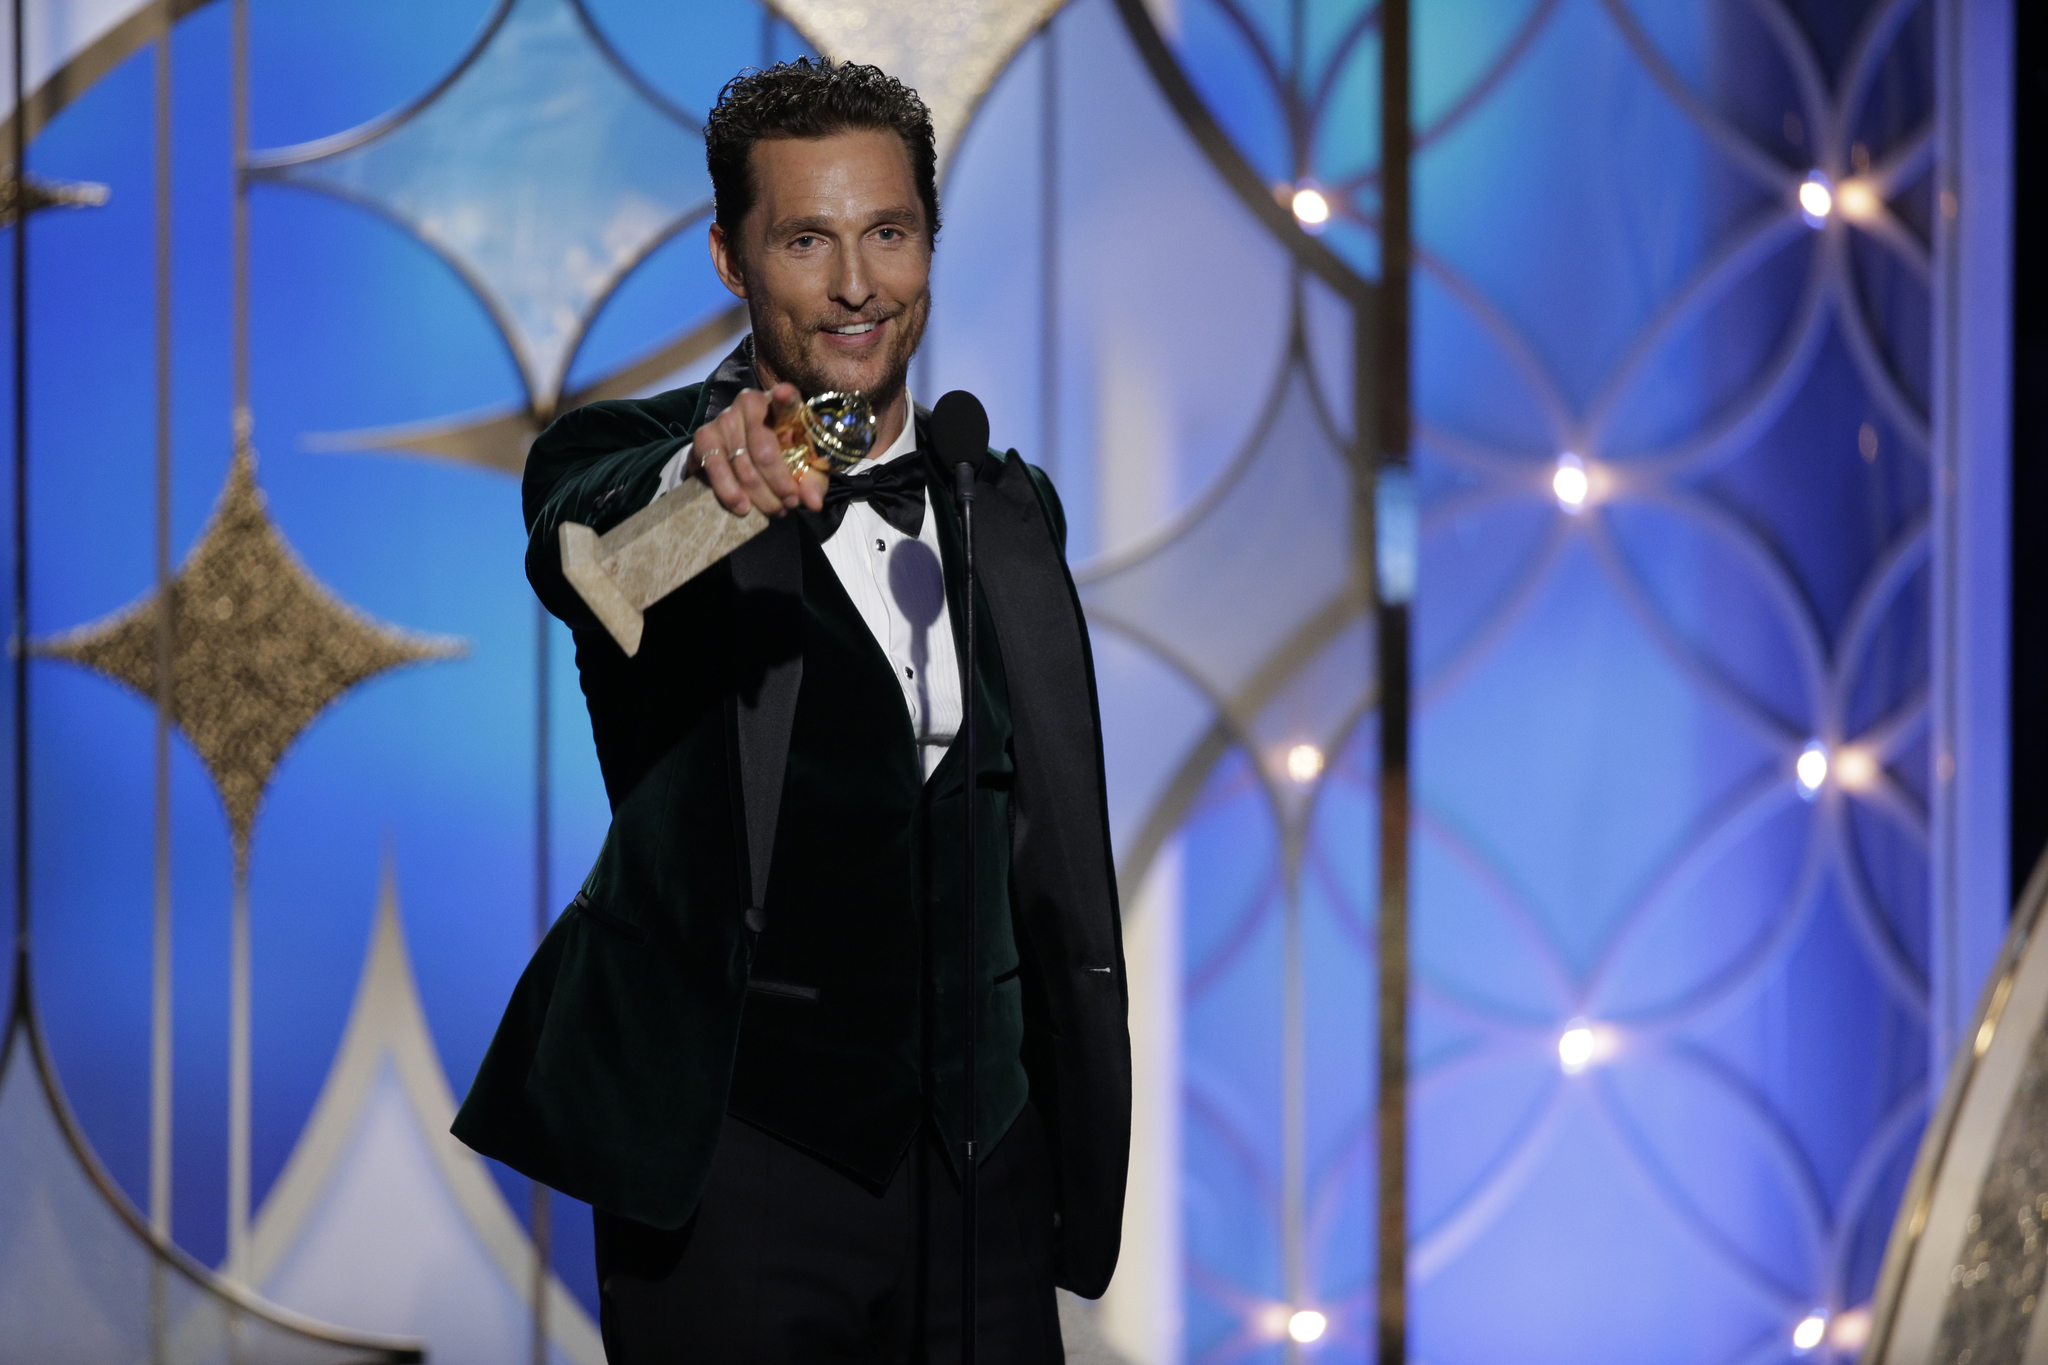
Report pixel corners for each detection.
[725,506,1029,1187]
[452,339,1131,1297]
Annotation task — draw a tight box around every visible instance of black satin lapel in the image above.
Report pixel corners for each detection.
[727,514,802,912]
[694,335,757,427]
[971,449,1128,1294]
[974,456,1119,951]
[697,332,794,910]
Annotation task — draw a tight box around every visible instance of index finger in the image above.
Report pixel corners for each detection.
[762,384,827,512]
[737,394,807,509]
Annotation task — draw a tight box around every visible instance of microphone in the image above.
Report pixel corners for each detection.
[930,390,991,502]
[931,388,989,1364]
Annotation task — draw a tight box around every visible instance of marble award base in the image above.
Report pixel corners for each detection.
[559,479,766,656]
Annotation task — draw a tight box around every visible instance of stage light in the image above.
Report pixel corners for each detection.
[1829,1306,1872,1350]
[1799,173,1833,227]
[1792,1312,1826,1352]
[1836,178,1879,221]
[1833,745,1877,791]
[1292,185,1331,231]
[1376,466,1418,605]
[1288,1310,1328,1344]
[1287,743,1325,784]
[1552,452,1589,511]
[1558,1022,1614,1074]
[1796,741,1828,798]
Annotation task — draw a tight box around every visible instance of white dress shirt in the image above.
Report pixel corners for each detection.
[651,396,963,778]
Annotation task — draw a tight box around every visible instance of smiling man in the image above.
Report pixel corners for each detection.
[453,60,1129,1364]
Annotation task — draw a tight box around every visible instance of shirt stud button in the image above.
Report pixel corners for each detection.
[874,538,886,552]
[905,666,915,679]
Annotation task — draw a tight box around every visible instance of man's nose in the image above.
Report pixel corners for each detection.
[832,242,875,309]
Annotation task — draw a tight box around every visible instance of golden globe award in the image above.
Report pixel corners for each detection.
[558,390,875,655]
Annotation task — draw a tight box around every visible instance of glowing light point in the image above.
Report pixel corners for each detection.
[1796,740,1829,798]
[1799,172,1834,227]
[1792,1312,1827,1353]
[1552,452,1590,511]
[1291,185,1331,231]
[1837,178,1879,221]
[1829,1306,1872,1350]
[1834,745,1877,791]
[1558,1023,1602,1074]
[1288,1310,1328,1344]
[1976,1010,1998,1057]
[1286,743,1325,784]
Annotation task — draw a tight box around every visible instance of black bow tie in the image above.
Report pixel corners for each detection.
[803,457,926,540]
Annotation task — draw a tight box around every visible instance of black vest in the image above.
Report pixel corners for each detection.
[725,471,1030,1184]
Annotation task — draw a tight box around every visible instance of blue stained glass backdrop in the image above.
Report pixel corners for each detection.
[1124,0,1952,1359]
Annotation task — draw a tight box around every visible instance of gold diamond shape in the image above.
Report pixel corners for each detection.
[37,450,462,852]
[775,0,1071,168]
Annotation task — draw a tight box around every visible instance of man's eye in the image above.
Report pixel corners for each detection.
[791,235,818,249]
[875,227,902,242]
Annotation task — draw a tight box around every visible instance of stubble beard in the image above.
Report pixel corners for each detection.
[752,287,931,415]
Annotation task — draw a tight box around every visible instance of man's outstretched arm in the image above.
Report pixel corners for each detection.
[522,402,691,629]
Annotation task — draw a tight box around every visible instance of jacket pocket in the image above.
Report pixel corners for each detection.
[569,891,651,947]
[746,978,820,1002]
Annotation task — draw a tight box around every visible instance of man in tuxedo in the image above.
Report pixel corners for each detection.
[453,58,1129,1364]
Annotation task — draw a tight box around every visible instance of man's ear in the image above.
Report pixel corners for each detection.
[709,221,749,300]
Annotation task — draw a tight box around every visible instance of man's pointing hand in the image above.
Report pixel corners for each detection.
[690,382,830,518]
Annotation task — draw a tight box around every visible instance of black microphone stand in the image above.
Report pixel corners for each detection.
[954,456,980,1365]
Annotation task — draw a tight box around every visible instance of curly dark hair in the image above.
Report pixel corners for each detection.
[705,58,941,253]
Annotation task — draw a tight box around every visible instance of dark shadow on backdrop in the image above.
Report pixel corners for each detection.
[2015,5,2046,901]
